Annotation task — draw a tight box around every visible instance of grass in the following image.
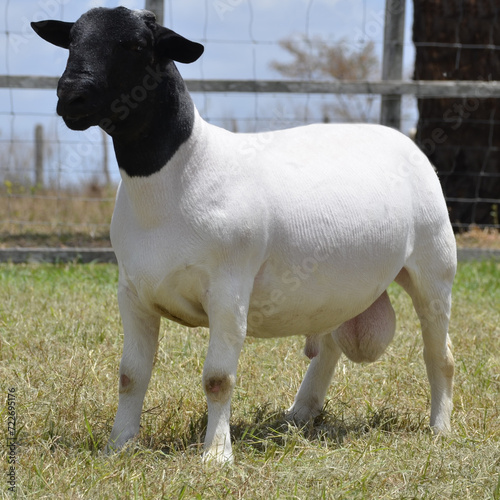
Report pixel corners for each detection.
[455,226,500,250]
[1,184,500,249]
[0,185,114,248]
[0,261,499,499]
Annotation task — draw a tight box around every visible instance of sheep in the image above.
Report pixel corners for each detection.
[32,6,456,463]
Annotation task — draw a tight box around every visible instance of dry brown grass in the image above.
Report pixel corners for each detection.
[455,225,500,249]
[0,184,115,248]
[2,184,500,251]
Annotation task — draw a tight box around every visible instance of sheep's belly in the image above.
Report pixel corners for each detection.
[246,283,380,339]
[244,252,400,339]
[146,271,382,338]
[246,300,344,339]
[118,233,402,338]
[153,303,206,328]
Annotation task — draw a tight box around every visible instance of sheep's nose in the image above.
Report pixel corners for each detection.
[57,88,92,118]
[56,75,99,119]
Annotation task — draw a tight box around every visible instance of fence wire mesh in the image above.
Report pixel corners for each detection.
[0,0,498,248]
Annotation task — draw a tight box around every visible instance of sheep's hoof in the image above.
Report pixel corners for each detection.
[285,403,321,425]
[430,423,451,437]
[202,447,234,465]
[103,435,137,456]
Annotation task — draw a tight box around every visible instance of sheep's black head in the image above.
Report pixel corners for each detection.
[31,7,204,133]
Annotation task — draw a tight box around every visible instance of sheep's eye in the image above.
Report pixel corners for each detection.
[121,40,146,52]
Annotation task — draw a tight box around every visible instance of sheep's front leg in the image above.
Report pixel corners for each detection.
[106,284,160,452]
[202,284,250,464]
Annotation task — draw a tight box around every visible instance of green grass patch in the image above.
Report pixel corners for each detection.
[1,261,499,499]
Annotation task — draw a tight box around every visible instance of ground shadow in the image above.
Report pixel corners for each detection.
[151,401,429,457]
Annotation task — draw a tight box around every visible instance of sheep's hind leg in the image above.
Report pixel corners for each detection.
[287,333,342,424]
[395,266,455,434]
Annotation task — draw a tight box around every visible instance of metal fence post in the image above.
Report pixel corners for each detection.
[380,0,406,129]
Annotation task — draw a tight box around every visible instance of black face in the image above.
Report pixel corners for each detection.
[31,7,204,134]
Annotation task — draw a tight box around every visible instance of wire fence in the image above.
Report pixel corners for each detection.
[0,0,499,248]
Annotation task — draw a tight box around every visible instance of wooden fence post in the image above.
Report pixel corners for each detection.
[380,0,406,129]
[101,129,111,186]
[145,0,164,22]
[34,124,44,187]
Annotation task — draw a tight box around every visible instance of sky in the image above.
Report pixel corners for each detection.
[0,0,417,186]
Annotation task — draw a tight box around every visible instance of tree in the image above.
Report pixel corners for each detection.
[414,0,500,229]
[270,36,380,123]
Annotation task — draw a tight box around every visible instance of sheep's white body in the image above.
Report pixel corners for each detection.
[31,4,455,466]
[109,110,456,462]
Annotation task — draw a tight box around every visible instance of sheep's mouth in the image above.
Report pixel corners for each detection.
[62,112,100,131]
[57,97,104,130]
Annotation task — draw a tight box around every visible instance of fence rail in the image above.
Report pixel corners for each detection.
[3,75,500,98]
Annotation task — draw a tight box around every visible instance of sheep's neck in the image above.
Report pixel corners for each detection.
[109,62,195,178]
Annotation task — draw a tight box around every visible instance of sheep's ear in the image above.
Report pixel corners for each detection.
[155,27,204,64]
[31,20,73,49]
